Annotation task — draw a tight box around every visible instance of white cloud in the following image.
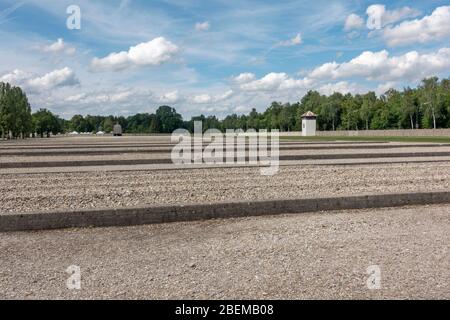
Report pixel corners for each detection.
[110,90,132,102]
[318,81,360,95]
[91,37,179,71]
[233,73,255,84]
[195,21,210,31]
[240,73,288,91]
[307,48,450,82]
[42,38,76,55]
[382,6,450,46]
[198,105,231,114]
[64,89,138,105]
[366,4,421,30]
[26,67,78,91]
[279,77,314,90]
[234,105,251,113]
[382,6,420,25]
[277,33,302,47]
[1,67,79,92]
[0,69,31,84]
[192,93,212,104]
[65,93,86,102]
[344,14,364,31]
[308,61,340,79]
[159,90,180,103]
[240,72,313,91]
[376,81,398,95]
[217,89,233,101]
[191,90,233,104]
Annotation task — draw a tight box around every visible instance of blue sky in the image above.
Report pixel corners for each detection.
[0,0,449,119]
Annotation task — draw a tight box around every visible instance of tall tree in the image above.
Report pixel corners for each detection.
[32,108,61,137]
[155,106,183,133]
[420,77,440,129]
[402,87,417,129]
[0,82,32,139]
[359,92,377,130]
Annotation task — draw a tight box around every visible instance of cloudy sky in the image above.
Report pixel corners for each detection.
[0,0,449,119]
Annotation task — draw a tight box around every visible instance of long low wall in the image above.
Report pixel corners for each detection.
[282,129,450,137]
[2,191,450,232]
[3,151,450,168]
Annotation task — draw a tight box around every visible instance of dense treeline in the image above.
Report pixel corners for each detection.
[66,105,183,134]
[1,77,449,138]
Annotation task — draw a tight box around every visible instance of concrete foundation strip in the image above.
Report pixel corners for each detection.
[1,143,449,157]
[1,191,450,232]
[2,158,450,176]
[3,151,450,168]
[0,142,412,149]
[0,140,389,150]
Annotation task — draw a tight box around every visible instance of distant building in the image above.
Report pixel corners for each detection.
[113,124,123,136]
[301,111,317,136]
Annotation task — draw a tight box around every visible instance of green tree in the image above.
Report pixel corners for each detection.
[155,106,183,133]
[0,82,32,139]
[149,114,161,133]
[32,108,61,137]
[359,92,377,130]
[401,87,418,129]
[102,116,115,133]
[126,113,152,133]
[384,89,402,129]
[69,114,86,132]
[340,94,359,130]
[419,77,440,129]
[321,93,342,131]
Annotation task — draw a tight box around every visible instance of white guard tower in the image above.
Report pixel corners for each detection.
[301,111,317,136]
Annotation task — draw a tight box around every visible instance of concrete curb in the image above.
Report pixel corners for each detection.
[0,140,388,150]
[3,151,450,168]
[1,144,448,157]
[1,191,450,232]
[1,158,450,176]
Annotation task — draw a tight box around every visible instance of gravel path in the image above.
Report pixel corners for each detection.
[0,204,448,299]
[1,163,450,214]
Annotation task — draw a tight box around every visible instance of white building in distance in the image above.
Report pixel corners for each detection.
[301,111,317,136]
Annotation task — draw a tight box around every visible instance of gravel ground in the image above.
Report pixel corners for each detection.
[1,162,449,214]
[0,204,448,299]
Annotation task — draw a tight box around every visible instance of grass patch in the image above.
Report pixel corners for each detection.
[280,135,450,143]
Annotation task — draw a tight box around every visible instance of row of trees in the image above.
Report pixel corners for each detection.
[1,82,66,138]
[1,77,450,138]
[67,105,183,134]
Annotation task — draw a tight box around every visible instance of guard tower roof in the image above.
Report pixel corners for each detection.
[301,111,317,118]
